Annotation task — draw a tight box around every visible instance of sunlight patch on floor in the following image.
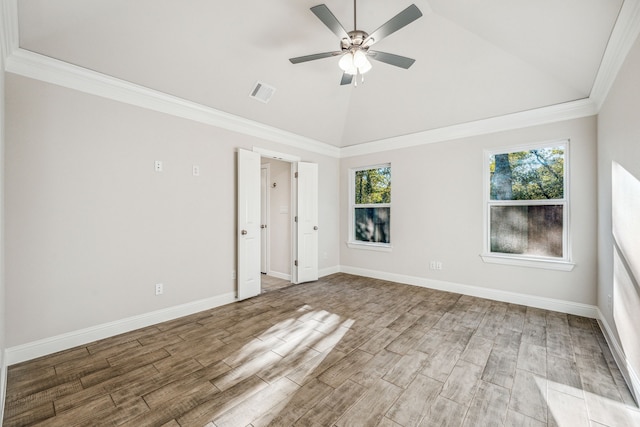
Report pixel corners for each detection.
[210,308,353,425]
[539,377,640,427]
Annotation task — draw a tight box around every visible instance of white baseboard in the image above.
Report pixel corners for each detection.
[4,266,344,366]
[339,265,599,318]
[5,292,236,366]
[319,265,341,278]
[266,271,291,281]
[4,265,601,367]
[597,309,640,404]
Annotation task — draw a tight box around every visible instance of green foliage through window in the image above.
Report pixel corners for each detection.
[353,165,391,244]
[489,147,564,200]
[487,143,568,260]
[355,167,391,204]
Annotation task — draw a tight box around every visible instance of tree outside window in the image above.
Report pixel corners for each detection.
[487,144,567,260]
[352,165,391,245]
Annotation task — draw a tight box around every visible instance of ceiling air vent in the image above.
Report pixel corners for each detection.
[249,81,276,104]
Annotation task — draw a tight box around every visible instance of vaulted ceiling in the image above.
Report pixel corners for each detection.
[7,0,640,152]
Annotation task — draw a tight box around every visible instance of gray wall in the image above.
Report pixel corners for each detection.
[341,116,598,305]
[4,39,636,393]
[1,70,603,357]
[4,73,340,347]
[597,34,640,398]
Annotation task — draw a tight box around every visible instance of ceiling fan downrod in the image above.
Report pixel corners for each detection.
[353,0,357,31]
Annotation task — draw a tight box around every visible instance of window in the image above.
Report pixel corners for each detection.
[349,164,391,249]
[482,141,574,270]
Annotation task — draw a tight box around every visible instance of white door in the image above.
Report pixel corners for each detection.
[260,165,269,274]
[295,162,319,284]
[237,149,261,300]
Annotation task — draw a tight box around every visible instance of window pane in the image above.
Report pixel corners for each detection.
[355,167,391,204]
[490,205,563,257]
[489,147,564,200]
[355,207,390,243]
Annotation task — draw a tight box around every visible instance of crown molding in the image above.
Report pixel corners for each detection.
[340,98,597,157]
[4,48,341,158]
[590,0,640,110]
[2,0,640,158]
[0,0,17,62]
[2,48,599,160]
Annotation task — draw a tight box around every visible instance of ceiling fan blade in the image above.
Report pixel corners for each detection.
[340,73,354,86]
[311,4,350,40]
[364,4,422,46]
[289,51,342,64]
[367,51,416,69]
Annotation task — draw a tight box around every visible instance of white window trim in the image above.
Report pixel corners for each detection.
[480,254,574,271]
[348,163,392,251]
[481,139,575,271]
[346,241,393,251]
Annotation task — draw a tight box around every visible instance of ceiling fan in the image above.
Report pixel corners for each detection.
[289,1,423,86]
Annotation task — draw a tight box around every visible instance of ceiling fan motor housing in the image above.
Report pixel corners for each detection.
[342,30,370,52]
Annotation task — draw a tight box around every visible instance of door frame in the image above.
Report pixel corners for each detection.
[260,163,270,274]
[252,147,302,283]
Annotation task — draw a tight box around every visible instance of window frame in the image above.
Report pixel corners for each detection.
[347,163,392,252]
[481,140,575,271]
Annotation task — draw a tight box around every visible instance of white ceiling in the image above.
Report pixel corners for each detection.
[11,0,628,148]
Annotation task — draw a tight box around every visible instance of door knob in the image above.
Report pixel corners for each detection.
[313,226,318,230]
[261,224,267,229]
[241,230,248,235]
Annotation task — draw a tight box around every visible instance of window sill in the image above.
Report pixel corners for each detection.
[347,242,393,252]
[480,254,575,271]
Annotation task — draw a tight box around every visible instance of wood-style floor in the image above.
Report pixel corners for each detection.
[3,273,639,426]
[260,275,291,294]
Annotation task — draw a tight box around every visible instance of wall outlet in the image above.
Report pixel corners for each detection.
[193,165,200,176]
[155,160,163,172]
[232,270,236,280]
[430,260,443,270]
[155,283,163,295]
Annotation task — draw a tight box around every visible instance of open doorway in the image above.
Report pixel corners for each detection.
[237,147,318,300]
[260,157,292,293]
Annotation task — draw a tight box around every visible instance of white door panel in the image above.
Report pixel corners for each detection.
[296,162,318,283]
[237,149,261,300]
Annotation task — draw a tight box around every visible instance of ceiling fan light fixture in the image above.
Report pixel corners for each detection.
[339,49,372,75]
[353,49,369,68]
[338,52,356,73]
